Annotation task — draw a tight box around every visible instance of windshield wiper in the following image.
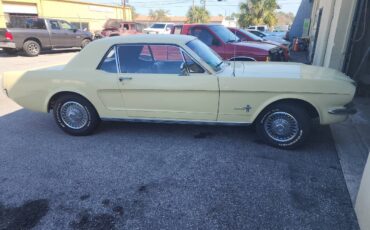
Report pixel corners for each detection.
[226,39,238,43]
[215,61,224,69]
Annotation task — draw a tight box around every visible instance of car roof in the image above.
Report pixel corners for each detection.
[65,35,197,70]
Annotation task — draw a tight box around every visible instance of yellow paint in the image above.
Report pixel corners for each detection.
[0,0,132,31]
[2,35,356,125]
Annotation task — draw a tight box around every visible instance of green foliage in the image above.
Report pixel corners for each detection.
[238,0,280,28]
[149,9,170,22]
[186,6,210,23]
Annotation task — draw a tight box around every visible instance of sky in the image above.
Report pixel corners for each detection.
[89,0,302,17]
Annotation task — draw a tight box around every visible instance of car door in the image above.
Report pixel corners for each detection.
[116,43,219,121]
[48,19,65,47]
[95,47,127,117]
[58,20,80,47]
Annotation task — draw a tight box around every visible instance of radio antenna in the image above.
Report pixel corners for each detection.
[232,25,237,77]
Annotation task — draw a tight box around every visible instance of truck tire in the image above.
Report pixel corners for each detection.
[3,48,18,55]
[23,40,41,57]
[81,39,91,49]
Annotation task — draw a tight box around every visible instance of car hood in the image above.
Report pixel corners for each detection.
[233,41,277,51]
[217,62,355,94]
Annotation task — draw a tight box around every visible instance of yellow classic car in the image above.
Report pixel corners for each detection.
[2,35,356,149]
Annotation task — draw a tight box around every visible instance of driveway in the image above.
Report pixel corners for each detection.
[0,51,359,230]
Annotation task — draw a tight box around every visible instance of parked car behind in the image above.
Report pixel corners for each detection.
[100,19,144,37]
[248,30,290,47]
[0,18,93,56]
[248,25,269,32]
[143,23,174,34]
[172,24,285,62]
[228,27,290,61]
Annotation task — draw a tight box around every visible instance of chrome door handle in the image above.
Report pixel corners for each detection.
[119,77,132,82]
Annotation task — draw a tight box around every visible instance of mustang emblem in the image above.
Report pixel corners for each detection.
[234,105,252,112]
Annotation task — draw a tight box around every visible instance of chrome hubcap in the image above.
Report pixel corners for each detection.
[28,43,39,54]
[264,112,299,142]
[60,101,88,129]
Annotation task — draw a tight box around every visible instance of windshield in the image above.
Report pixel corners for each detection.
[208,25,239,43]
[187,39,224,72]
[151,23,166,29]
[241,29,263,41]
[250,30,266,38]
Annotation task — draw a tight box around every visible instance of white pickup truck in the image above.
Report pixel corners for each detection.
[143,23,174,34]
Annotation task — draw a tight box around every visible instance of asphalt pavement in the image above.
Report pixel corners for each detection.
[0,50,359,230]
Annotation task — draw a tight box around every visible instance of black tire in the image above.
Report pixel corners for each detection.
[3,48,18,55]
[23,40,41,57]
[81,39,91,49]
[53,94,100,136]
[256,103,311,149]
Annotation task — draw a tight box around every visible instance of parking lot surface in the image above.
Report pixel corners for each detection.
[0,51,359,230]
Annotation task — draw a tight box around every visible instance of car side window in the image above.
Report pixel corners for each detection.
[49,20,60,30]
[99,48,118,73]
[117,44,187,75]
[189,28,218,46]
[59,21,72,30]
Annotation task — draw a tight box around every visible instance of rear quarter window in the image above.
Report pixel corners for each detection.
[99,48,118,73]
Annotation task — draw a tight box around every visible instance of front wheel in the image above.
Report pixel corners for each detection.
[53,94,100,135]
[256,103,311,149]
[81,39,91,49]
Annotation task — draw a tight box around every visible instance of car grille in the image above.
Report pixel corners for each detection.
[269,48,285,62]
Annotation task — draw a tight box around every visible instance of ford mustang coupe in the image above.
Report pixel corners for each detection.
[2,35,356,149]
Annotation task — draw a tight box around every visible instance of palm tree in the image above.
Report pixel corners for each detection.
[186,6,210,23]
[238,0,280,28]
[149,9,170,22]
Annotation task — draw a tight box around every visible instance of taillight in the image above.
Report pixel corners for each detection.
[5,31,13,41]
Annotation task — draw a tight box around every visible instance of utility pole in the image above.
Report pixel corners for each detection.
[121,0,126,20]
[200,0,206,9]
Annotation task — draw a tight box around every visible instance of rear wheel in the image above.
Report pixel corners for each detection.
[256,103,311,149]
[53,94,100,135]
[23,40,40,56]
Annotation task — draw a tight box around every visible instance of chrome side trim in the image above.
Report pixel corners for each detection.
[101,117,252,126]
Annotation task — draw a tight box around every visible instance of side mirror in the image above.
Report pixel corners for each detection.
[180,63,189,76]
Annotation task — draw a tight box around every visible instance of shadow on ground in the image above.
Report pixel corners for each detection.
[0,109,359,230]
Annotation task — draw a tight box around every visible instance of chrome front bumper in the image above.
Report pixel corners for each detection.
[328,103,357,115]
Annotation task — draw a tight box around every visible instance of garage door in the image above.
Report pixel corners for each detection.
[3,3,38,14]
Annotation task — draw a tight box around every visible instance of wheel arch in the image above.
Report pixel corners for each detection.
[228,56,256,61]
[251,97,320,124]
[47,91,96,113]
[24,37,42,48]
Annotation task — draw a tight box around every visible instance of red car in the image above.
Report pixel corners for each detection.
[100,19,145,37]
[228,27,290,61]
[171,24,285,62]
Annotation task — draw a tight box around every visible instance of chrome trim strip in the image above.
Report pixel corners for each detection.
[101,117,251,126]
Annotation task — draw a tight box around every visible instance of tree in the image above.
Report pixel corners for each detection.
[186,6,210,23]
[149,9,170,22]
[238,0,280,28]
